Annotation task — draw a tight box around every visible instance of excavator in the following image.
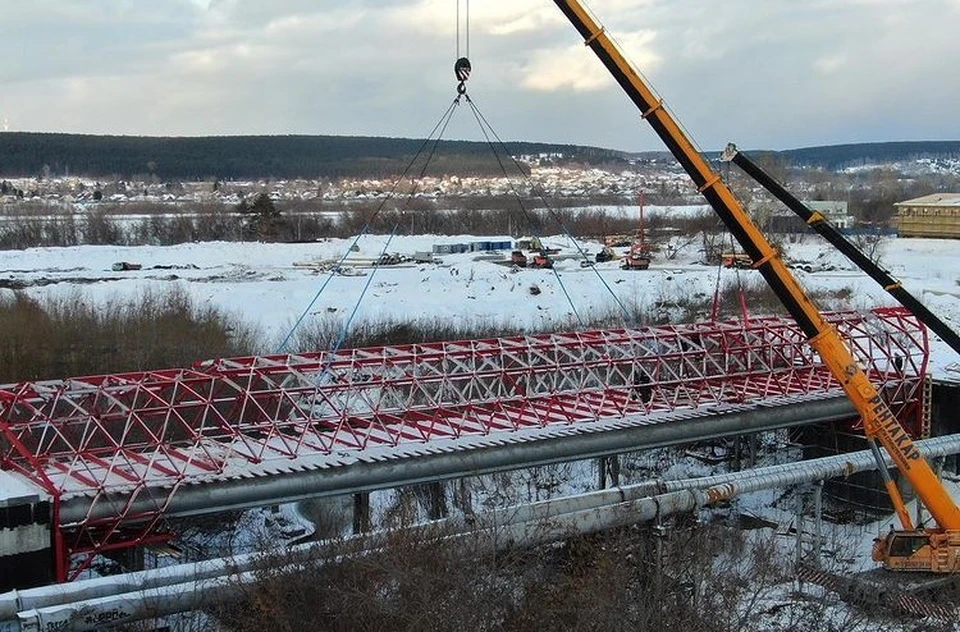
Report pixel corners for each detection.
[553,0,960,572]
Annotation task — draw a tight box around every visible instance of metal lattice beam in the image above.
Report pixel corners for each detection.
[0,308,929,580]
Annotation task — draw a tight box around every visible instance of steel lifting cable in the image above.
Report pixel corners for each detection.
[454,1,472,95]
[452,11,595,326]
[458,96,586,326]
[325,108,460,357]
[276,97,462,353]
[452,7,598,327]
[462,93,633,324]
[289,108,459,399]
[456,0,470,58]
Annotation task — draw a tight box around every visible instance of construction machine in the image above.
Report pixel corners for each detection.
[622,191,653,270]
[531,250,554,269]
[581,245,616,268]
[621,247,651,270]
[717,144,960,572]
[595,245,616,263]
[515,236,545,252]
[554,0,960,572]
[510,250,529,267]
[720,252,753,269]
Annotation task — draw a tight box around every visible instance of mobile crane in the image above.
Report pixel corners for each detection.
[719,142,960,359]
[622,191,652,270]
[553,0,960,572]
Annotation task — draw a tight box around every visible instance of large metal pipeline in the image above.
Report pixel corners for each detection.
[6,433,960,632]
[59,394,856,525]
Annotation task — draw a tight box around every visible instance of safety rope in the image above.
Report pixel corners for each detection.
[719,230,750,324]
[724,158,750,324]
[711,160,749,323]
[710,161,727,322]
[276,97,461,352]
[710,250,723,322]
[328,222,403,355]
[734,233,750,324]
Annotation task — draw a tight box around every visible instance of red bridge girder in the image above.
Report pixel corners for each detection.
[0,307,929,580]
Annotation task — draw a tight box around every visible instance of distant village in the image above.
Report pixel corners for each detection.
[0,157,694,208]
[0,156,958,239]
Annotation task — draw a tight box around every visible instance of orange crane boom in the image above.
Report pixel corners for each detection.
[553,0,960,570]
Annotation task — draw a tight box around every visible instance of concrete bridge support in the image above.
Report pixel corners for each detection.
[0,473,52,592]
[597,456,620,489]
[352,493,371,535]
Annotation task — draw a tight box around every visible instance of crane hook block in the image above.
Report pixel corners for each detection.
[455,57,472,82]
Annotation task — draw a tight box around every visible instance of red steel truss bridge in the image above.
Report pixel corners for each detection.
[0,307,929,581]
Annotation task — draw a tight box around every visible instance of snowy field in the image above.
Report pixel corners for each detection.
[1,231,958,376]
[4,230,959,628]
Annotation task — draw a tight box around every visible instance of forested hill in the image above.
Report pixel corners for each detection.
[778,141,960,169]
[0,133,626,180]
[633,140,960,170]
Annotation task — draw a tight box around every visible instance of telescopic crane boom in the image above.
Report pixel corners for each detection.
[720,142,960,357]
[553,0,960,572]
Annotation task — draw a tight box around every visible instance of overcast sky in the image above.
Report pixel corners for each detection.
[2,0,959,152]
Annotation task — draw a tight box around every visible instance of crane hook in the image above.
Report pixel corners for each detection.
[455,57,471,94]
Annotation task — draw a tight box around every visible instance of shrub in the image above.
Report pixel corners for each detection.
[0,287,260,382]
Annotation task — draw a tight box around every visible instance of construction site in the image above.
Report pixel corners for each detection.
[2,2,960,631]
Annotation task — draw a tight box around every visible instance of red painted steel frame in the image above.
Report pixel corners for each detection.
[0,308,928,580]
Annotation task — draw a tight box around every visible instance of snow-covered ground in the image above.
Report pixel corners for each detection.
[1,231,958,376]
[4,228,958,627]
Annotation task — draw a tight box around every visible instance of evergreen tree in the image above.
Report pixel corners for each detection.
[238,193,283,241]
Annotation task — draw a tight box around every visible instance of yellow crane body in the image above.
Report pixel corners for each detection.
[552,0,960,571]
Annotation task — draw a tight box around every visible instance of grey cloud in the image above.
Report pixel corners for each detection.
[1,0,958,150]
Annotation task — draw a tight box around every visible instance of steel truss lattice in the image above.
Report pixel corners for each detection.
[0,307,929,580]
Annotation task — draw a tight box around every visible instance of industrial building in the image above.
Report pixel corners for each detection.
[895,193,960,238]
[768,200,852,232]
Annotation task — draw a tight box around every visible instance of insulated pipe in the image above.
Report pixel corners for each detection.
[13,428,960,632]
[700,433,960,502]
[8,573,255,632]
[9,492,708,632]
[11,432,960,630]
[59,395,856,524]
[664,433,960,495]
